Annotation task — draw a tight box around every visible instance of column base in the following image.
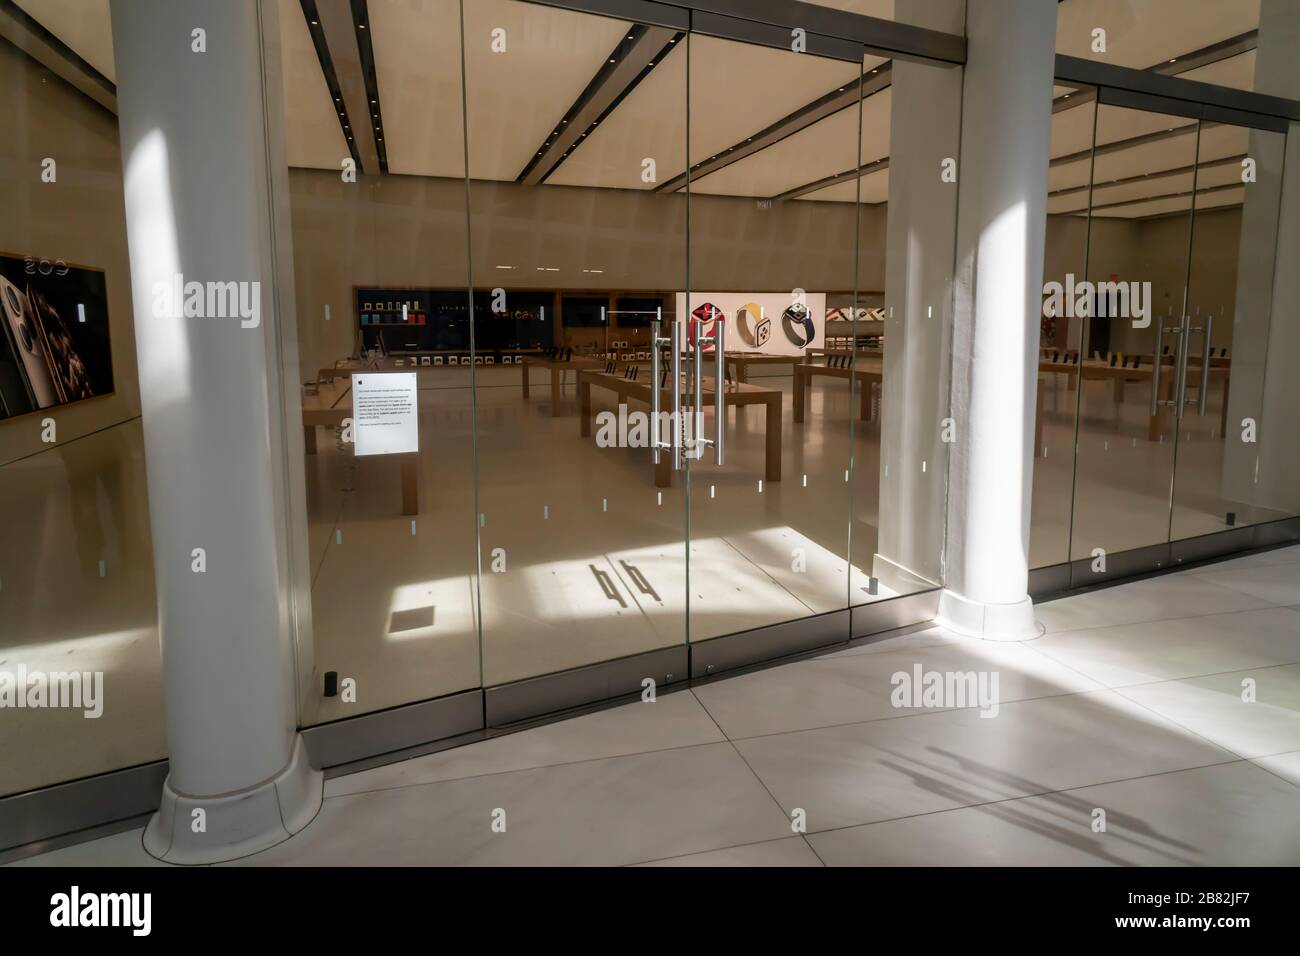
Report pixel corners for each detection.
[936,589,1043,641]
[143,735,322,864]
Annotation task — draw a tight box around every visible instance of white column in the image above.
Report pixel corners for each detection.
[936,0,1057,640]
[111,0,320,862]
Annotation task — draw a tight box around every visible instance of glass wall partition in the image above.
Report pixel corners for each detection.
[267,0,963,732]
[1172,120,1289,540]
[0,8,163,797]
[1066,101,1200,566]
[464,0,690,686]
[284,0,482,726]
[683,33,863,642]
[1027,74,1294,584]
[1031,81,1096,570]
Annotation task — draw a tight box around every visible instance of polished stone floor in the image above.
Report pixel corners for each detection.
[13,545,1300,866]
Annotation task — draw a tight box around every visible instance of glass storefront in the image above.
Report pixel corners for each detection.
[277,0,962,728]
[1030,70,1295,581]
[1,0,1295,819]
[0,14,164,797]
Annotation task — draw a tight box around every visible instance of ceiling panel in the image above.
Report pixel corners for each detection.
[369,0,464,178]
[1056,0,1259,68]
[460,0,631,182]
[690,86,890,200]
[546,41,686,190]
[1196,122,1250,161]
[800,166,889,203]
[278,0,349,172]
[1095,107,1196,148]
[687,35,863,168]
[1049,157,1092,192]
[15,0,114,80]
[1050,98,1098,160]
[1178,49,1257,93]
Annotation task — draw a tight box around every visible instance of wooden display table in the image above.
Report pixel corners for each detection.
[805,346,884,362]
[1037,358,1229,441]
[577,370,782,488]
[724,351,805,383]
[521,354,603,417]
[793,357,885,423]
[301,378,419,516]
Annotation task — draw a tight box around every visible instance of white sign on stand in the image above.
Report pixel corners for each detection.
[352,372,418,456]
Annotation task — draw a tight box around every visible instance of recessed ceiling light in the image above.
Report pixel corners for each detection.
[359,24,366,29]
[1169,57,1177,63]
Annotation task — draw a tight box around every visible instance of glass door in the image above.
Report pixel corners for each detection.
[1171,119,1288,541]
[1066,100,1200,574]
[1061,94,1291,581]
[682,31,864,646]
[464,0,691,690]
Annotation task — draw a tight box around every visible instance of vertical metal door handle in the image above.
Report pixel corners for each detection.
[651,316,662,464]
[693,328,703,461]
[1175,314,1191,420]
[1197,315,1213,417]
[714,317,725,465]
[1150,319,1165,417]
[671,319,682,470]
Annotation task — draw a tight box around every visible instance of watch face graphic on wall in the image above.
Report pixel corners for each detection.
[781,303,815,348]
[690,302,724,348]
[735,302,771,349]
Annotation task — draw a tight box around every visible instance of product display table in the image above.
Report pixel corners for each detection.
[805,346,884,362]
[792,357,885,424]
[301,377,419,516]
[724,352,806,383]
[577,370,782,488]
[521,355,604,417]
[1037,358,1229,441]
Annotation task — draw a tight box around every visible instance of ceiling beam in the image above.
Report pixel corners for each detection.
[1088,179,1243,216]
[1049,153,1246,201]
[302,0,378,174]
[657,60,892,195]
[350,0,388,174]
[771,156,887,202]
[1150,30,1258,77]
[519,24,682,185]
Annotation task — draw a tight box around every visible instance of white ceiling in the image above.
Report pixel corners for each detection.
[278,0,350,171]
[15,0,114,79]
[1056,0,1259,76]
[14,0,1278,218]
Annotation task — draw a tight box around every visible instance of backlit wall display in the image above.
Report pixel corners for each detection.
[0,254,114,421]
[673,292,826,356]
